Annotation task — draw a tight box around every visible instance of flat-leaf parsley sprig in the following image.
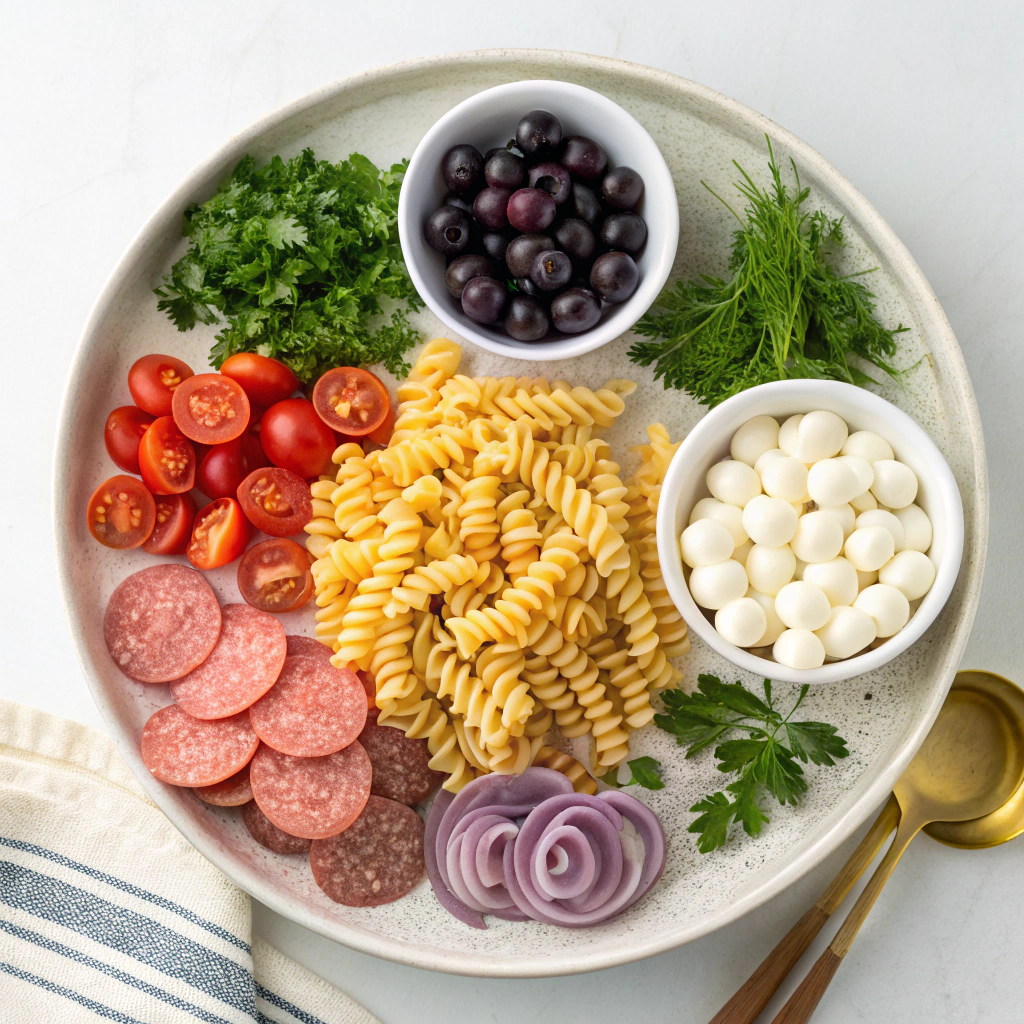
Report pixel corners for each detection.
[654,674,849,853]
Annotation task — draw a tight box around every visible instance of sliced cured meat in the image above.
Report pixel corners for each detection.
[249,742,371,840]
[170,604,286,719]
[356,669,376,707]
[104,564,221,683]
[249,654,367,757]
[140,705,258,787]
[359,716,444,806]
[193,763,252,806]
[285,635,334,664]
[242,799,312,854]
[310,796,425,907]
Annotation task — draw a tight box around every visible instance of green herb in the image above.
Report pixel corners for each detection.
[155,149,422,382]
[600,755,665,791]
[655,674,848,853]
[630,138,907,407]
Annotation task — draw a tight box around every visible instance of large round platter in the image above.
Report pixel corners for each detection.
[54,50,986,977]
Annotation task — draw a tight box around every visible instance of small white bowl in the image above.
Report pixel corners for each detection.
[656,380,965,684]
[397,80,678,361]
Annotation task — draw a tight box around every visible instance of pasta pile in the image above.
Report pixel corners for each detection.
[305,339,689,792]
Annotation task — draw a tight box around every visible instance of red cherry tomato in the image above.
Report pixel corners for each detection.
[143,493,197,555]
[171,373,250,444]
[128,354,194,417]
[236,538,314,613]
[365,402,395,446]
[86,475,156,549]
[138,416,196,495]
[312,367,390,436]
[195,438,247,499]
[104,406,154,473]
[240,430,272,472]
[187,497,251,570]
[260,398,335,478]
[220,353,299,408]
[236,467,313,536]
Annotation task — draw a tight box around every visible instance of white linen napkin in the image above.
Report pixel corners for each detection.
[0,697,381,1024]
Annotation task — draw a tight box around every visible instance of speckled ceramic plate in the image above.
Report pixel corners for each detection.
[54,50,986,977]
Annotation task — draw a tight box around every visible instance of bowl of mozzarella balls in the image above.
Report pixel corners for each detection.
[657,380,965,684]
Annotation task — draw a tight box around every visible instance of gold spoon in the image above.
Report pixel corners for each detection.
[709,671,1024,1024]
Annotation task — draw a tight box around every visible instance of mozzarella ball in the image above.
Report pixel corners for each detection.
[775,581,832,631]
[773,629,826,670]
[790,511,845,563]
[857,568,879,590]
[878,550,936,601]
[689,560,749,610]
[746,588,787,646]
[815,606,877,659]
[733,538,753,565]
[855,584,911,637]
[760,456,809,503]
[755,448,786,475]
[842,430,894,464]
[818,503,856,539]
[746,543,796,596]
[855,509,906,552]
[793,557,808,580]
[707,460,762,507]
[689,497,749,548]
[795,410,849,463]
[742,495,799,547]
[807,459,861,507]
[839,455,874,495]
[892,504,932,553]
[731,415,781,467]
[715,598,769,648]
[680,519,735,568]
[778,414,804,456]
[870,460,918,509]
[844,526,895,572]
[802,556,859,607]
[850,489,878,513]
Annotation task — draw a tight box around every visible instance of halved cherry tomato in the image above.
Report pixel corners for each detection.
[143,493,197,555]
[128,354,194,417]
[138,416,196,495]
[104,406,154,473]
[312,367,390,436]
[187,497,251,569]
[171,373,250,444]
[236,467,313,536]
[260,398,335,478]
[86,475,155,549]
[220,353,299,408]
[366,402,395,446]
[195,438,247,500]
[236,538,314,613]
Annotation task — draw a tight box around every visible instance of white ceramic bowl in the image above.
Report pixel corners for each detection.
[397,80,678,360]
[657,379,965,684]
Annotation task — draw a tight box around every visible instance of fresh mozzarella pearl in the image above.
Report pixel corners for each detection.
[733,538,753,565]
[855,584,911,637]
[707,460,762,507]
[802,556,859,607]
[878,550,936,601]
[815,605,877,659]
[746,588,787,646]
[773,628,825,670]
[793,557,807,580]
[778,414,804,456]
[892,504,932,553]
[680,519,735,568]
[841,430,894,464]
[790,511,844,563]
[730,415,781,467]
[760,456,809,503]
[855,509,906,552]
[775,581,832,631]
[818,503,856,539]
[795,410,849,463]
[870,460,918,509]
[850,490,878,513]
[689,498,748,548]
[746,544,796,596]
[857,568,879,590]
[844,526,895,572]
[742,495,799,547]
[715,598,769,648]
[807,459,861,507]
[839,455,874,495]
[689,559,749,609]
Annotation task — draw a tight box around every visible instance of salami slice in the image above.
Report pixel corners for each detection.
[242,800,312,854]
[104,564,221,683]
[193,763,252,806]
[249,654,367,757]
[170,604,286,719]
[140,705,258,787]
[285,635,334,664]
[359,716,444,806]
[249,742,371,840]
[310,796,425,907]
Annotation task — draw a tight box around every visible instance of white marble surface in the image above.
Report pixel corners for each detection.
[3,2,1022,1021]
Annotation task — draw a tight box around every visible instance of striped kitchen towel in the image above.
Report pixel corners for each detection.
[0,697,380,1024]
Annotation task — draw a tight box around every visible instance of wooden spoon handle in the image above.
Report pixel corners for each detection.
[708,795,899,1024]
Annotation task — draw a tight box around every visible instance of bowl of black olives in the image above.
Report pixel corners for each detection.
[398,80,678,359]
